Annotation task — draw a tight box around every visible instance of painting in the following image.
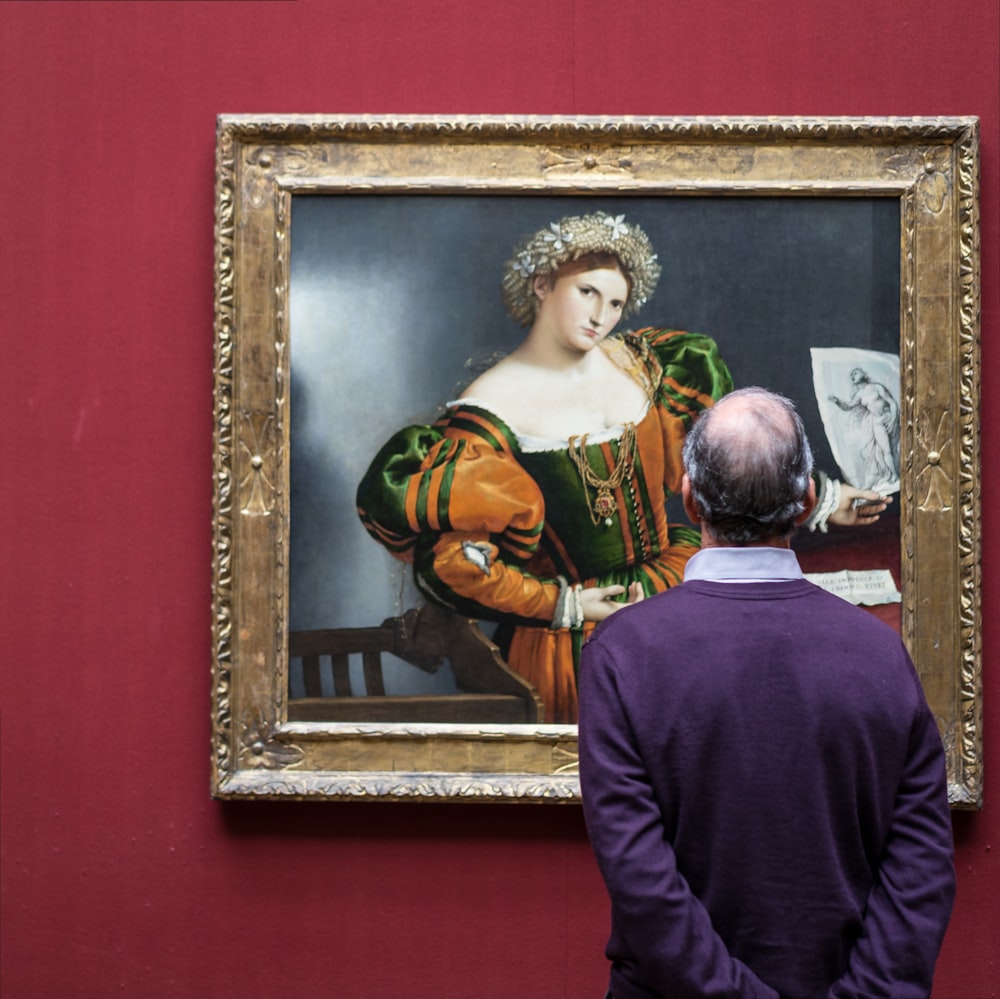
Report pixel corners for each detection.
[212,116,981,804]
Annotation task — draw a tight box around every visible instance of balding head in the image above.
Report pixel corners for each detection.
[682,388,814,546]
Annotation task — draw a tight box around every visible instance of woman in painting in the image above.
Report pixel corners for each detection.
[357,212,880,723]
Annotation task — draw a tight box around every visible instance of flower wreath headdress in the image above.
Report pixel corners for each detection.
[501,211,661,327]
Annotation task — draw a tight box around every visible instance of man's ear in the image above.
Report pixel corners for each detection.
[533,274,552,301]
[795,477,818,525]
[681,474,702,525]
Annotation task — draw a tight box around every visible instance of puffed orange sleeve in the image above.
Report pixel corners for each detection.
[357,406,561,625]
[632,328,734,494]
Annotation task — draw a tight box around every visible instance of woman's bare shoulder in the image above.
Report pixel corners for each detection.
[460,355,528,406]
[457,356,560,436]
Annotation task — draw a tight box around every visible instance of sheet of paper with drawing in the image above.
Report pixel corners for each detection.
[811,347,901,496]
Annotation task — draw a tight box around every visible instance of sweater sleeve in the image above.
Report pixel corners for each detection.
[578,637,780,999]
[827,669,956,998]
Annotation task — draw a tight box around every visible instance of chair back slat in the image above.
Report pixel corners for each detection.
[330,653,353,697]
[362,651,386,696]
[302,654,323,697]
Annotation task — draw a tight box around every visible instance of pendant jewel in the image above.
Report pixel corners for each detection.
[594,488,616,519]
[568,422,637,529]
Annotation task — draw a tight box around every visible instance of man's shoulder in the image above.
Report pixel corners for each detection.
[790,580,906,641]
[593,577,902,648]
[587,580,735,650]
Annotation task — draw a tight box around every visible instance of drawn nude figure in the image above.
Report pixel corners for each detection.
[828,367,900,490]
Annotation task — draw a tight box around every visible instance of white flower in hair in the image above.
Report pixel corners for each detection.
[513,251,535,278]
[603,214,629,241]
[542,222,572,252]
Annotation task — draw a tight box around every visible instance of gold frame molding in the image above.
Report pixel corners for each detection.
[212,115,981,805]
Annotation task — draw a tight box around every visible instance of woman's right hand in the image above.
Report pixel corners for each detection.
[830,485,892,526]
[581,582,644,622]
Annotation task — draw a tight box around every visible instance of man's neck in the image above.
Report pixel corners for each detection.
[698,531,792,550]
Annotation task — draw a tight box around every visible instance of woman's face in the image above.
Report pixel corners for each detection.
[533,266,629,354]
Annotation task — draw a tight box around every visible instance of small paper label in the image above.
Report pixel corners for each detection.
[804,568,901,606]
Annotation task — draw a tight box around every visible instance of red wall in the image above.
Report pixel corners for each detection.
[2,2,997,995]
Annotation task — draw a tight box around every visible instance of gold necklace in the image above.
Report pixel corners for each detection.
[568,422,637,527]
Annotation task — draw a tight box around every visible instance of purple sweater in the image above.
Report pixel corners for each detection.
[579,578,955,999]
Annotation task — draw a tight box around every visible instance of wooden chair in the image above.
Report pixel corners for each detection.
[288,605,544,724]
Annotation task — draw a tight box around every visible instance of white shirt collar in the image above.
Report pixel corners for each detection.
[684,546,804,583]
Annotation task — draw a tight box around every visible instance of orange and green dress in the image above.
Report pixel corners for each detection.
[356,328,733,722]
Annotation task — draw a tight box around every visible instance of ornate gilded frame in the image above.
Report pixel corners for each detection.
[212,115,981,805]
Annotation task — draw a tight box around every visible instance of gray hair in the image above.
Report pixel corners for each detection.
[682,387,814,545]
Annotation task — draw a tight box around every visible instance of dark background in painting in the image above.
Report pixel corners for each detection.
[289,194,900,644]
